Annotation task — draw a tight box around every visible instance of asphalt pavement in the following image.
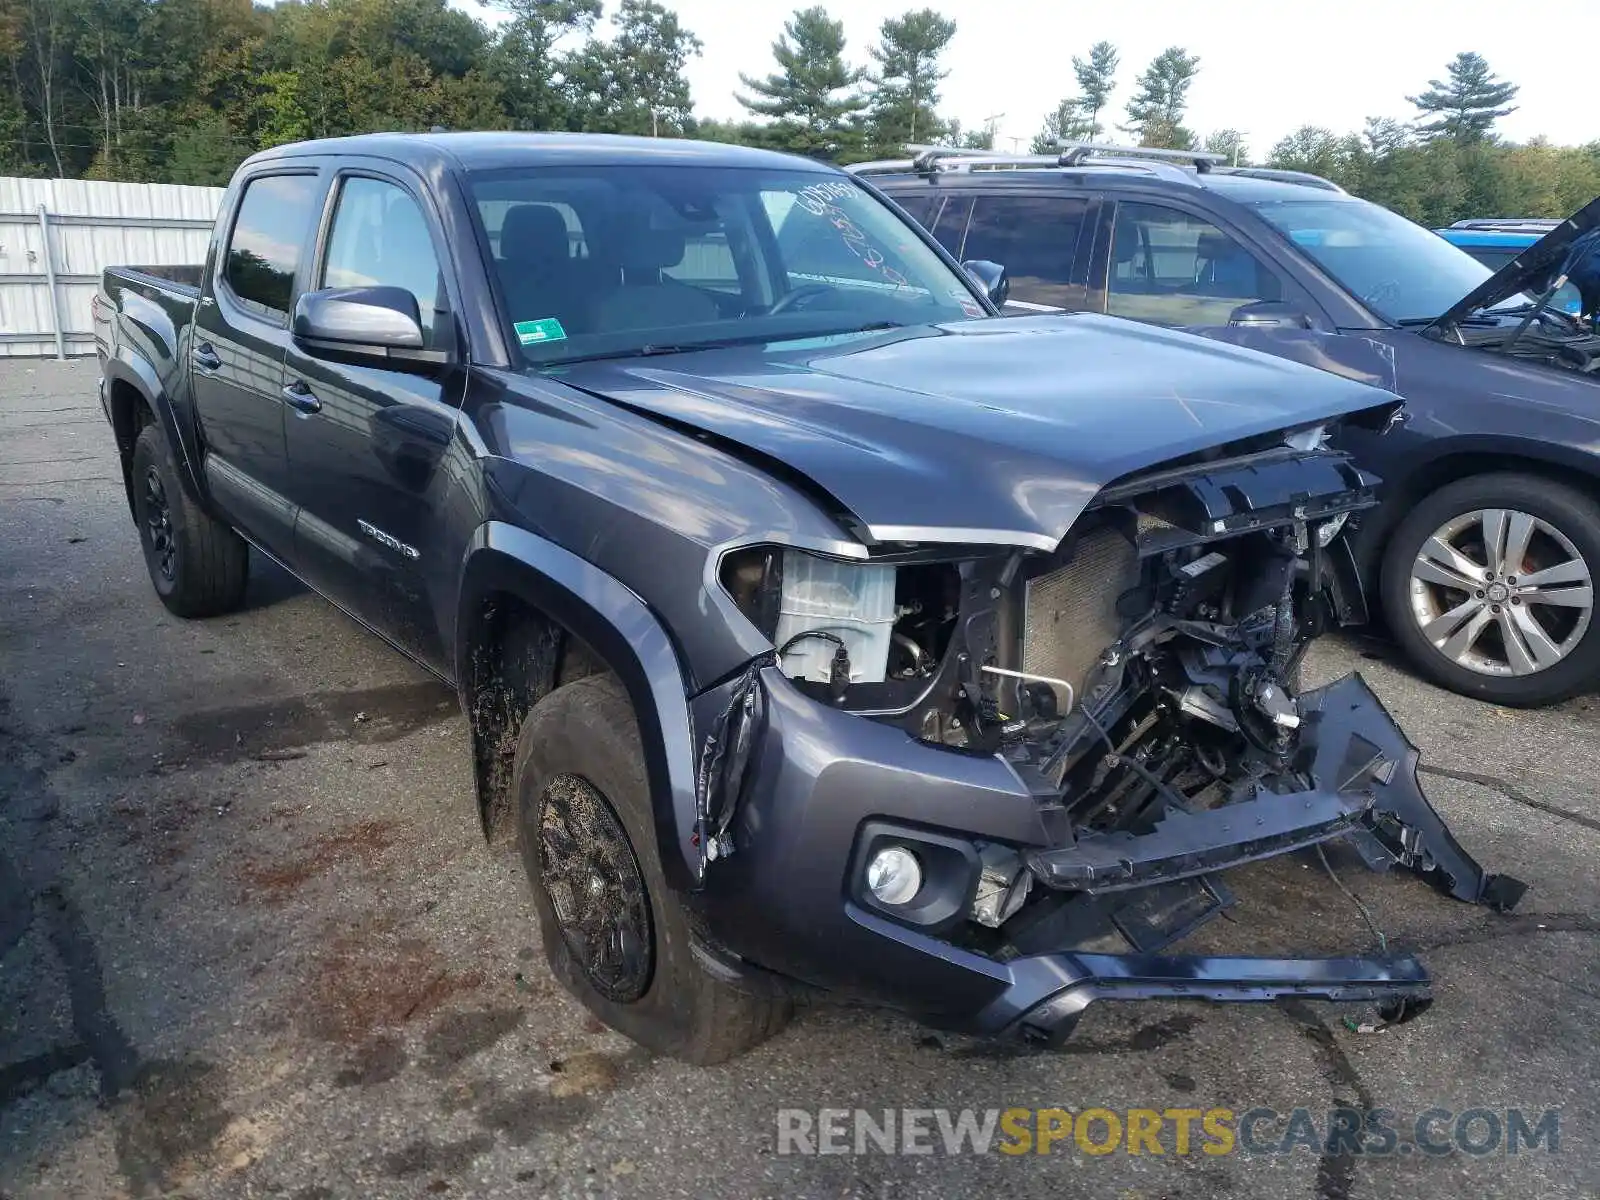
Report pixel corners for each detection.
[2,357,1597,1199]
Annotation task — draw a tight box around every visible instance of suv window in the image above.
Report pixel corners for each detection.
[321,176,444,345]
[963,195,1088,309]
[224,174,320,321]
[1108,202,1283,326]
[926,196,971,259]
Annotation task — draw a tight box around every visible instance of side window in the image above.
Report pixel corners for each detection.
[962,195,1089,309]
[1107,202,1284,326]
[889,192,940,227]
[321,177,444,345]
[224,174,320,321]
[927,196,970,258]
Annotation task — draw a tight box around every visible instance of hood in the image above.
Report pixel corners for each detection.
[552,314,1399,551]
[1431,195,1600,332]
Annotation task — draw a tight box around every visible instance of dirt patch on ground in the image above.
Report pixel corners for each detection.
[240,819,403,901]
[300,929,486,1045]
[168,682,457,766]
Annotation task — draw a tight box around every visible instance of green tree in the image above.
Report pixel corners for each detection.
[736,7,864,159]
[1266,124,1361,185]
[566,0,701,136]
[488,0,601,131]
[1070,40,1117,140]
[1408,51,1518,143]
[1121,46,1199,149]
[1203,128,1248,166]
[166,110,245,184]
[863,8,957,153]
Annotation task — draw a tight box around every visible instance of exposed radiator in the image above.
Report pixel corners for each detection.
[1022,528,1141,706]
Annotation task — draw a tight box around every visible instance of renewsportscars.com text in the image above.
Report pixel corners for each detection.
[776,1107,1560,1157]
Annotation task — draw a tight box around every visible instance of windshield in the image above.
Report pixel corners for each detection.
[468,165,986,364]
[1251,198,1502,323]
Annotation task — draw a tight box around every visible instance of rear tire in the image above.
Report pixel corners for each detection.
[1380,472,1600,707]
[513,674,790,1064]
[130,423,249,618]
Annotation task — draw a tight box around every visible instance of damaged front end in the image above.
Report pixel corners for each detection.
[702,427,1525,1041]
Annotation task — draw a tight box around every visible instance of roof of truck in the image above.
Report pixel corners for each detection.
[249,131,837,175]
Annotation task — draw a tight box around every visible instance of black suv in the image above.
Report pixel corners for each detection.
[860,146,1600,708]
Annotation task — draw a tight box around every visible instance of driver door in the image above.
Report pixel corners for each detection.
[281,168,467,673]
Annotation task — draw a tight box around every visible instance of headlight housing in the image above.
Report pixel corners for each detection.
[722,546,896,684]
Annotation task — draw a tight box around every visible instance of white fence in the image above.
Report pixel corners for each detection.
[0,177,224,358]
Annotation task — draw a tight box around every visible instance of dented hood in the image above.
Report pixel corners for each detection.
[554,314,1399,550]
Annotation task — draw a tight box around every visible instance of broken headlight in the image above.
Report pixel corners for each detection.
[720,546,895,685]
[718,545,964,695]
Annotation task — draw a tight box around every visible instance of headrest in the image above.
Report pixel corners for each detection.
[1196,230,1245,261]
[612,221,688,272]
[499,205,571,266]
[1113,226,1141,263]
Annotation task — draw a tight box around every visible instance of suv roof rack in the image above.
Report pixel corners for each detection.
[845,140,1345,195]
[847,142,1210,183]
[1054,141,1226,171]
[1209,166,1347,194]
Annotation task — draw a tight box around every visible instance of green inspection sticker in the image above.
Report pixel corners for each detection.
[514,317,567,345]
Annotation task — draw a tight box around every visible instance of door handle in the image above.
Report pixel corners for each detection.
[191,343,222,372]
[281,380,322,415]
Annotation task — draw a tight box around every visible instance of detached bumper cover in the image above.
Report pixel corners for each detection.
[850,906,1433,1045]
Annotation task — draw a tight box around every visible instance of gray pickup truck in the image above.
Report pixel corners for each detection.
[94,131,1520,1063]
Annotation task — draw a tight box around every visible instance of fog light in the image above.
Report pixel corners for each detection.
[865,846,923,906]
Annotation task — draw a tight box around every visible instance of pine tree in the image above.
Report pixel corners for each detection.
[1121,46,1199,150]
[736,7,864,159]
[862,8,957,153]
[1071,40,1117,140]
[1408,52,1518,143]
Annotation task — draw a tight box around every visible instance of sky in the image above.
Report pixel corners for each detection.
[475,0,1596,156]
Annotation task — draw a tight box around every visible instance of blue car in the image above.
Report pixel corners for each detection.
[1436,220,1582,314]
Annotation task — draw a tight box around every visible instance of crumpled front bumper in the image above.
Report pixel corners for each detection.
[1022,675,1527,911]
[850,904,1434,1046]
[691,668,1523,1041]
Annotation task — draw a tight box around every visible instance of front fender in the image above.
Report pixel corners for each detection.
[456,521,704,891]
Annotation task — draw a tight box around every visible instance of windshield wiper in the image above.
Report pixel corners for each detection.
[539,321,908,367]
[1396,314,1503,328]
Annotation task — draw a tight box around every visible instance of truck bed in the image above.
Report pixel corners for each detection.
[108,263,203,296]
[95,265,206,404]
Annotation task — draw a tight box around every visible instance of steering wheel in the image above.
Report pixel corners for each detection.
[766,284,837,315]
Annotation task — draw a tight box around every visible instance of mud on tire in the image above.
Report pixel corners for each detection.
[513,674,791,1064]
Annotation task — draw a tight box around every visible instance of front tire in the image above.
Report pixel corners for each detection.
[130,424,249,618]
[1380,472,1600,707]
[513,675,790,1064]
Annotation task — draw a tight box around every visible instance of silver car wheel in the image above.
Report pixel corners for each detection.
[1408,507,1593,677]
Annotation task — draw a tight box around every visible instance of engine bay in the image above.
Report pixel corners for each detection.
[710,434,1523,969]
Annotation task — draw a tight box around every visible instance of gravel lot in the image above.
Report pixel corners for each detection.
[2,357,1598,1199]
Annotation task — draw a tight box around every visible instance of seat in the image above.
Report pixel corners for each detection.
[496,204,597,334]
[592,221,720,333]
[1195,231,1277,301]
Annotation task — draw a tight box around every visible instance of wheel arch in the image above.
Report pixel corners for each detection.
[103,354,206,520]
[455,521,704,892]
[1354,438,1600,593]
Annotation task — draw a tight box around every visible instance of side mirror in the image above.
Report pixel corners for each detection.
[962,259,1010,309]
[1228,300,1311,330]
[292,285,442,364]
